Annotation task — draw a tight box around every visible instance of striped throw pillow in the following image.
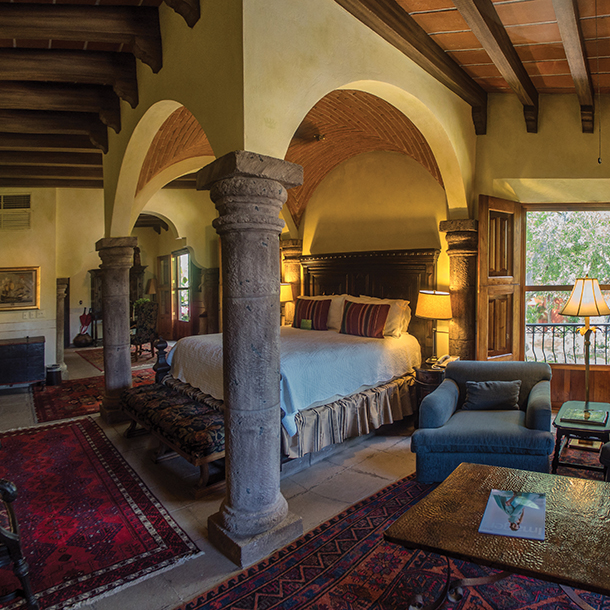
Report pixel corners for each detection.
[292,298,331,330]
[340,300,390,339]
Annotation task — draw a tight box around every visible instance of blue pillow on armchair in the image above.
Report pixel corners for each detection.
[462,380,521,410]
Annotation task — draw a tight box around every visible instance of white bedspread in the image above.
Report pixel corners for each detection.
[167,327,421,436]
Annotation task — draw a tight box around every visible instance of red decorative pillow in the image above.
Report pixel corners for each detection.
[340,300,390,339]
[292,298,331,330]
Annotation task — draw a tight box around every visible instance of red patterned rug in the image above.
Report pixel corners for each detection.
[175,446,604,610]
[0,417,199,610]
[75,347,155,371]
[32,369,156,423]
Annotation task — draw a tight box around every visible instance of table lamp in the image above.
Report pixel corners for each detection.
[415,290,452,364]
[280,282,293,326]
[560,275,610,418]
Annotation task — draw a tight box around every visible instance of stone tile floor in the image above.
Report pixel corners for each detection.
[0,348,417,610]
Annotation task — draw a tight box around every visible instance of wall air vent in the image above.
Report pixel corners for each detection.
[0,194,31,230]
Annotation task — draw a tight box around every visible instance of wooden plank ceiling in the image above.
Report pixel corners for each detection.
[0,0,608,189]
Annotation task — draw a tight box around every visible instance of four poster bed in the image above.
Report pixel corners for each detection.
[162,248,439,460]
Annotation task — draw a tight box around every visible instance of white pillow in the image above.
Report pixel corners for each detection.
[353,296,410,338]
[297,295,346,331]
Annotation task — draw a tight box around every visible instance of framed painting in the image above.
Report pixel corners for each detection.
[0,267,40,311]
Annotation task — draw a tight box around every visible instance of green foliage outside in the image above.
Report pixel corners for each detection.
[526,211,610,325]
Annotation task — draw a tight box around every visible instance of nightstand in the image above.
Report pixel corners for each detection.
[414,366,445,428]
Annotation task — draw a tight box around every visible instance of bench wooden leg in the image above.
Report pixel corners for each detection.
[192,463,210,499]
[152,441,177,463]
[124,418,149,438]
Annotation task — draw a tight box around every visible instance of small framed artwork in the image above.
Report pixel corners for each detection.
[0,267,40,311]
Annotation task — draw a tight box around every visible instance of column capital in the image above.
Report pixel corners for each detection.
[96,237,137,268]
[56,277,69,296]
[439,219,478,253]
[95,236,138,251]
[196,150,303,191]
[280,239,303,261]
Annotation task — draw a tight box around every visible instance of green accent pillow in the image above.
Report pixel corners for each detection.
[462,380,522,410]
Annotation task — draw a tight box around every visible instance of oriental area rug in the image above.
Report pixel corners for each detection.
[0,417,199,610]
[75,346,156,372]
[32,369,156,423]
[175,446,604,610]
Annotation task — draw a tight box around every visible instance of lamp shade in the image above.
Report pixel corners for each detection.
[280,283,293,303]
[415,290,452,320]
[560,276,610,318]
[145,277,158,296]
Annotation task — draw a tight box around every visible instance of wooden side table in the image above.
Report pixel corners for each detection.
[414,366,445,428]
[551,400,610,474]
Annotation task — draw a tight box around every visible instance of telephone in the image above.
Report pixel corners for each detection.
[433,354,460,369]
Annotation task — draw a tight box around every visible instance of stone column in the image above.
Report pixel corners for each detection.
[197,151,303,567]
[56,278,69,379]
[439,219,478,360]
[95,237,137,423]
[280,238,302,326]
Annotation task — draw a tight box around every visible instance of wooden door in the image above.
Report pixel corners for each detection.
[157,254,172,340]
[477,195,524,360]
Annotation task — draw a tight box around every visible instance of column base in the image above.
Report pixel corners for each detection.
[58,362,68,380]
[100,395,130,424]
[208,511,303,568]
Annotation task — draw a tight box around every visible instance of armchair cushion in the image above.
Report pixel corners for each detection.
[412,410,554,456]
[463,380,521,411]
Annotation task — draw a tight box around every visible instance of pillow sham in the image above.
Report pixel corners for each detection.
[297,294,346,330]
[292,298,331,331]
[340,300,390,339]
[355,295,410,337]
[462,380,522,411]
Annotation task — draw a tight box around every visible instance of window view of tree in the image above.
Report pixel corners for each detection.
[525,210,610,364]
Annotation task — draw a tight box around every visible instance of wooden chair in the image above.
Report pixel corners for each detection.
[130,300,159,361]
[0,479,39,609]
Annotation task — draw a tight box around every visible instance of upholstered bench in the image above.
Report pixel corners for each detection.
[121,381,225,497]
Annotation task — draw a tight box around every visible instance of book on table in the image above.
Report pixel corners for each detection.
[560,408,608,426]
[478,489,546,541]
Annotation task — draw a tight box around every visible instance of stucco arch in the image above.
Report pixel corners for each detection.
[275,80,469,223]
[109,100,182,237]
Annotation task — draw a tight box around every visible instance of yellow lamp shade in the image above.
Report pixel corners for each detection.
[415,290,452,320]
[280,283,293,303]
[560,276,610,318]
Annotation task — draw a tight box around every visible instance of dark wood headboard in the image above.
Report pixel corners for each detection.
[300,249,439,358]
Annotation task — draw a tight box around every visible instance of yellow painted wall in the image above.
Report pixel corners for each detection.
[56,189,105,343]
[142,189,219,269]
[475,94,610,207]
[0,188,58,363]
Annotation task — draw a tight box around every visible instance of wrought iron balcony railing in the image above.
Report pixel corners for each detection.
[525,323,610,365]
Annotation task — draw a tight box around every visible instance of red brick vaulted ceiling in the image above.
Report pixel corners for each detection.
[136,106,213,194]
[285,89,444,227]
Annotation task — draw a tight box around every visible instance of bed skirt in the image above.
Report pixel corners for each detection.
[281,374,415,458]
[159,373,415,460]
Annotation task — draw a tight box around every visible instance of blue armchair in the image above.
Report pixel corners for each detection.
[411,360,554,483]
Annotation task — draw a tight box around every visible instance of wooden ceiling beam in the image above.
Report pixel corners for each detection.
[552,0,594,133]
[0,49,138,108]
[0,133,97,152]
[0,82,120,133]
[0,166,103,180]
[452,0,539,133]
[0,178,103,189]
[163,0,200,28]
[0,110,108,153]
[0,4,162,73]
[334,0,488,134]
[0,151,102,167]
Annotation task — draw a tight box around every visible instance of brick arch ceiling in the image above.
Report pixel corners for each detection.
[136,106,213,194]
[286,89,444,227]
[136,93,443,224]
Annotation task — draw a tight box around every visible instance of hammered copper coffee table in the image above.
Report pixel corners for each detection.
[385,463,610,610]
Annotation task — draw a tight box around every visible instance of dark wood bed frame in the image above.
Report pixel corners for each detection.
[300,248,439,360]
